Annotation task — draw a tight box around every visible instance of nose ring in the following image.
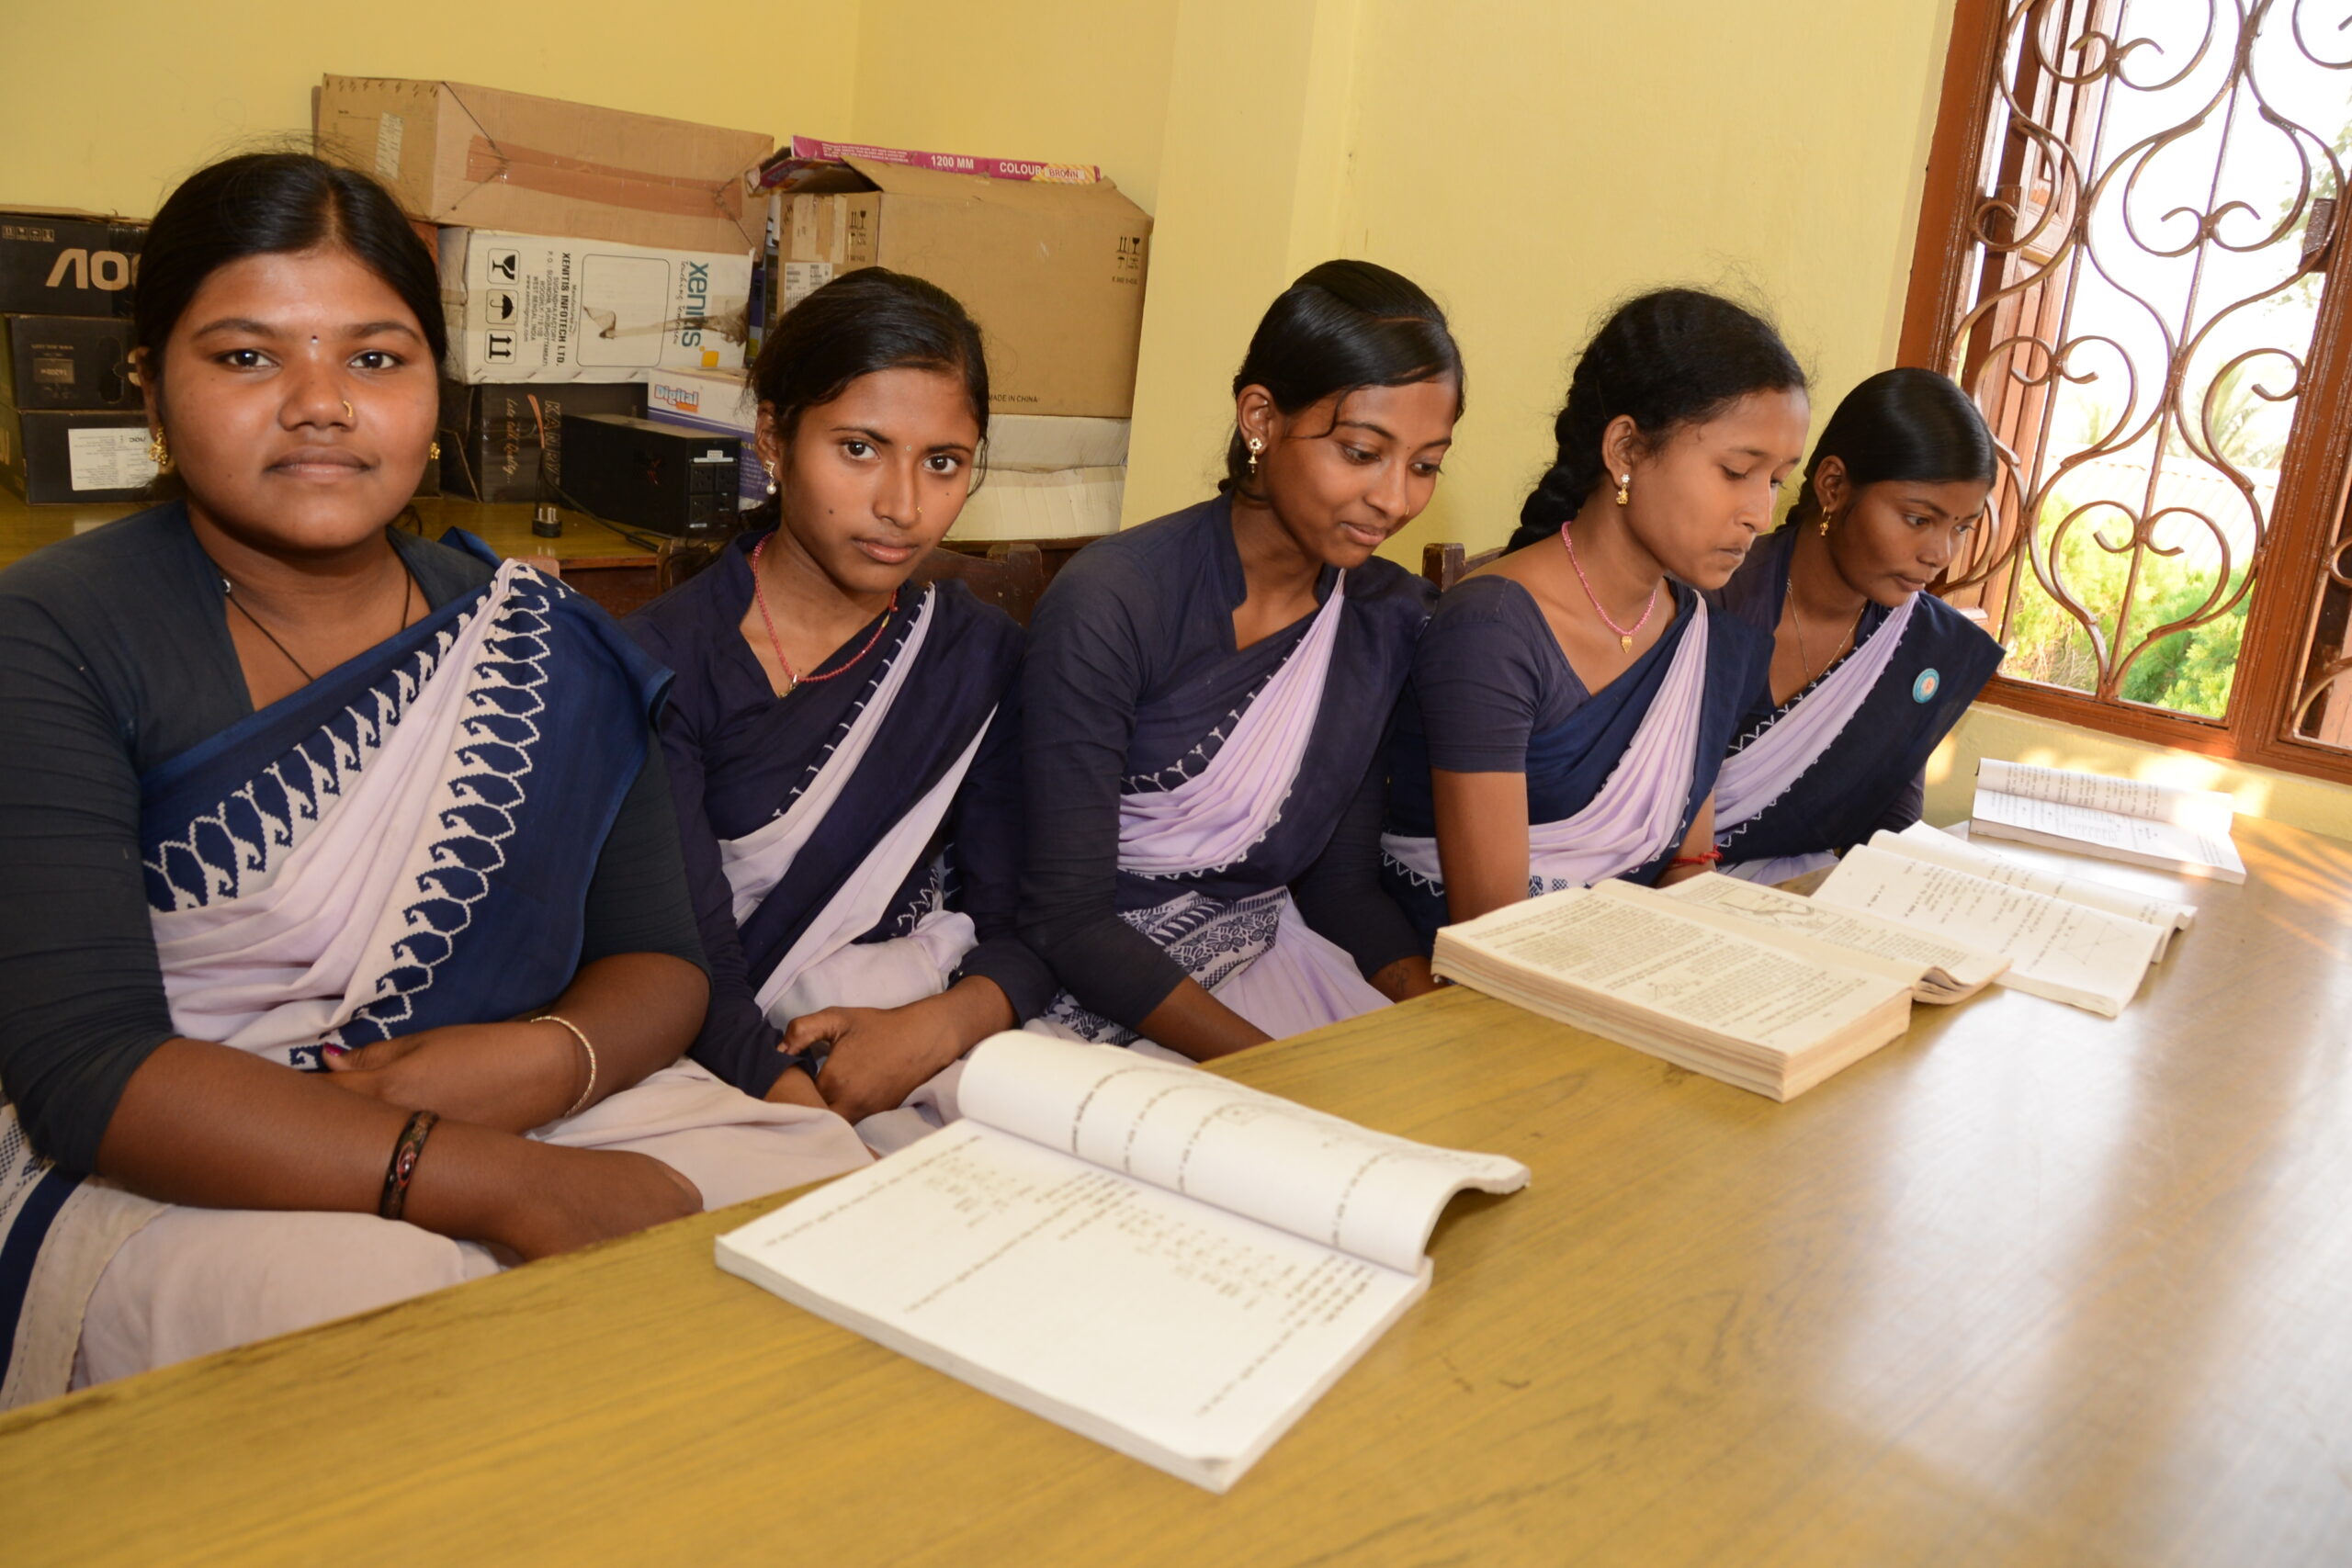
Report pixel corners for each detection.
[340,400,355,422]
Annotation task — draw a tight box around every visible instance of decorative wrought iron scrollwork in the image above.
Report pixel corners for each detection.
[1934,0,2352,728]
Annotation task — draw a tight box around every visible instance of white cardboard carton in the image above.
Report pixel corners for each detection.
[440,229,752,385]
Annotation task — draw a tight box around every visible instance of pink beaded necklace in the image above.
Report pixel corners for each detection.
[1558,521,1659,653]
[749,534,898,694]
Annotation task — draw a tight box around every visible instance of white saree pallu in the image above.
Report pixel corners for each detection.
[1033,578,1390,1050]
[1383,598,1714,900]
[0,559,867,1405]
[1714,592,1917,886]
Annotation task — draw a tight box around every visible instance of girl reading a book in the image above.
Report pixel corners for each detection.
[624,269,1052,1152]
[0,153,870,1402]
[1015,262,1457,1060]
[1381,288,1800,942]
[1706,368,2005,882]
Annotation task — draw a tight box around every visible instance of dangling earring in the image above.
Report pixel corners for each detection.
[147,431,171,473]
[1818,508,1835,537]
[1247,435,1264,476]
[1614,473,1630,506]
[763,462,779,497]
[428,439,442,460]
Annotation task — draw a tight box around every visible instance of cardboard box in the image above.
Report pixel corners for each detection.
[948,465,1124,542]
[772,159,1150,418]
[985,414,1129,471]
[439,228,752,385]
[0,209,142,317]
[317,76,771,254]
[2,315,139,410]
[437,379,646,502]
[643,368,763,506]
[0,398,155,502]
[752,133,1099,194]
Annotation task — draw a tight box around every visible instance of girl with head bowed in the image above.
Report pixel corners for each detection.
[1383,288,1804,939]
[1016,261,1462,1060]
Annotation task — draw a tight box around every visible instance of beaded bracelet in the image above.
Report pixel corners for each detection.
[378,1109,440,1222]
[534,1013,599,1120]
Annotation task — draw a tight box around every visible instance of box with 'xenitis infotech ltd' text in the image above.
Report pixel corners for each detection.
[438,229,752,386]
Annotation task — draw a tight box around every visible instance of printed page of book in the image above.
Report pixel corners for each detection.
[1879,822,2196,948]
[1814,844,2166,1016]
[1436,885,1908,1056]
[1973,761,2245,882]
[716,1122,1430,1493]
[1977,759,2237,830]
[1661,873,2008,998]
[956,1033,1529,1276]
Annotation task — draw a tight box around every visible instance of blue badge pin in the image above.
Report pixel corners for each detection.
[1912,668,1941,704]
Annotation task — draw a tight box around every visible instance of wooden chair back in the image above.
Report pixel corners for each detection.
[1421,541,1505,592]
[912,542,1047,626]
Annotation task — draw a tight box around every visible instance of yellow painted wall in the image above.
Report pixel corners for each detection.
[0,0,859,219]
[849,0,1179,216]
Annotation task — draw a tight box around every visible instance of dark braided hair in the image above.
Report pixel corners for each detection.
[1222,259,1464,497]
[1508,288,1805,551]
[1786,367,1995,528]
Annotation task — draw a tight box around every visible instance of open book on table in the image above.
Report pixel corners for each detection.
[1662,872,2009,1003]
[1430,879,1915,1101]
[1812,840,2170,1018]
[1972,759,2245,883]
[715,1032,1529,1495]
[1879,819,2196,961]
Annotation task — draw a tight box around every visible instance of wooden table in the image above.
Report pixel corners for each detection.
[5,819,2349,1566]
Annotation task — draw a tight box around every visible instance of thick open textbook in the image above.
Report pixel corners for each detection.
[1813,842,2168,1017]
[1972,759,2245,883]
[715,1033,1528,1494]
[1430,879,1914,1100]
[1663,872,2009,1003]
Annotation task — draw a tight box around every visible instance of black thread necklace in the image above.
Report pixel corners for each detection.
[220,559,415,684]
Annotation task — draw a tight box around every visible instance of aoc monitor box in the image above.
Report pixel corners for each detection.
[438,228,752,386]
[316,76,772,255]
[437,378,647,502]
[0,209,143,318]
[0,397,154,503]
[1,315,140,411]
[769,158,1150,418]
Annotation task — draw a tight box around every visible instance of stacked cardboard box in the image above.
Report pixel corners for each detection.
[318,76,773,505]
[950,415,1129,543]
[0,209,152,503]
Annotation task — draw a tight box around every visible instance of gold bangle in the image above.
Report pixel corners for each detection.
[534,1013,598,1119]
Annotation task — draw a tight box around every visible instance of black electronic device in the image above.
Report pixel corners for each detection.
[560,412,741,537]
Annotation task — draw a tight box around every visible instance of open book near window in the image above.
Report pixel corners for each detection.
[1971,759,2245,883]
[716,1033,1528,1494]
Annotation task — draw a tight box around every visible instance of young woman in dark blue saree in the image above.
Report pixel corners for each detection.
[626,269,1051,1150]
[1383,289,1804,941]
[0,155,866,1402]
[1707,367,2004,882]
[1017,261,1458,1062]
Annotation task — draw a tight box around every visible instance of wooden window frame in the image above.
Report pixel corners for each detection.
[1901,0,2352,787]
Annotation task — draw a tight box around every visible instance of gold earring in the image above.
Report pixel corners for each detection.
[1248,435,1264,476]
[763,463,779,497]
[1818,508,1835,537]
[1614,473,1630,506]
[147,432,171,473]
[428,439,442,460]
